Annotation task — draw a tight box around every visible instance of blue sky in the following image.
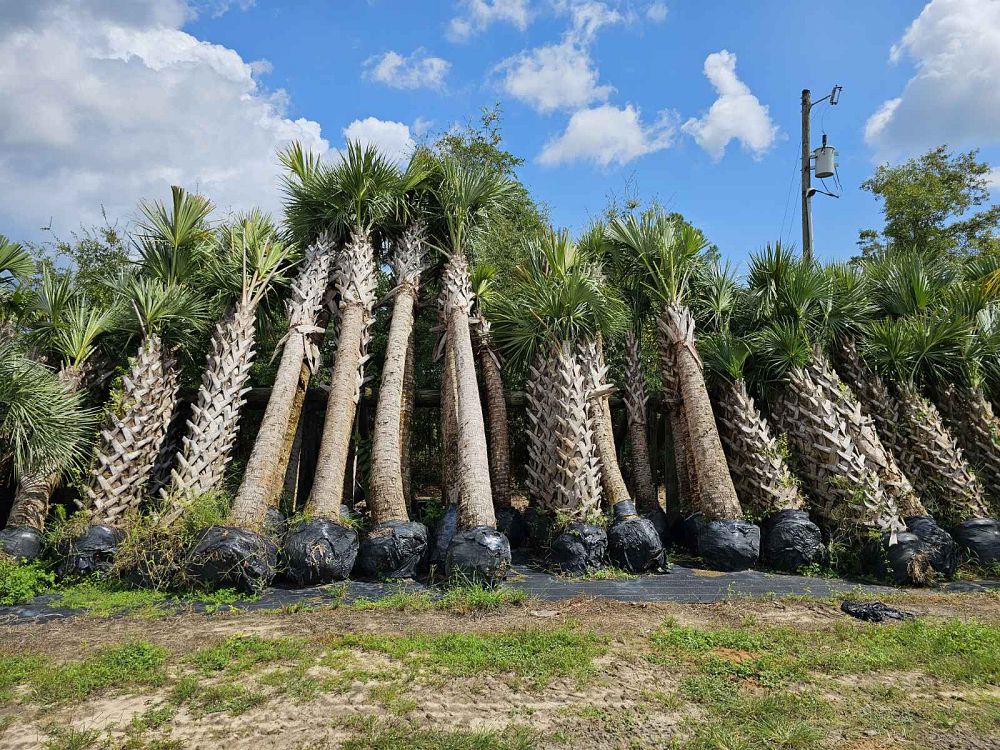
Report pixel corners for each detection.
[1,1,997,268]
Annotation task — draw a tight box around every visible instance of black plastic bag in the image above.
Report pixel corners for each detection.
[444,526,512,584]
[281,517,359,586]
[951,518,1000,565]
[187,526,278,594]
[57,524,125,579]
[0,526,43,562]
[551,522,607,575]
[354,520,429,581]
[697,519,760,572]
[841,600,914,622]
[607,501,666,573]
[761,509,823,572]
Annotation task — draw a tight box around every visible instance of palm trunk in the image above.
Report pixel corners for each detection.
[589,337,631,507]
[306,228,376,519]
[477,321,512,509]
[809,350,926,518]
[167,298,257,503]
[86,334,179,524]
[229,236,333,530]
[656,324,696,512]
[623,330,656,510]
[401,327,415,513]
[369,284,417,523]
[525,340,602,519]
[935,383,1000,506]
[714,378,805,518]
[440,335,460,508]
[769,365,900,534]
[7,366,85,530]
[894,383,990,526]
[659,303,741,521]
[443,254,495,529]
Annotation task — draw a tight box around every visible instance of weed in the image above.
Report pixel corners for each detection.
[575,567,637,581]
[338,715,540,750]
[188,634,306,674]
[30,641,168,704]
[0,559,55,606]
[437,583,527,613]
[352,589,435,612]
[42,726,102,750]
[0,652,44,700]
[169,677,267,717]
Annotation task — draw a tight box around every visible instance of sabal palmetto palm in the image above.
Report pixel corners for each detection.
[1,271,116,558]
[431,155,516,581]
[608,210,758,570]
[492,230,624,522]
[84,187,213,527]
[162,212,299,514]
[0,235,34,341]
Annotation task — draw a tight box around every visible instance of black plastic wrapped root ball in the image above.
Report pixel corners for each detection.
[905,516,958,577]
[877,530,935,585]
[0,526,44,562]
[551,522,607,575]
[681,512,706,553]
[262,508,288,540]
[355,520,429,581]
[642,505,673,548]
[281,518,359,586]
[495,506,529,549]
[607,501,666,573]
[430,505,459,567]
[57,524,125,579]
[523,506,552,550]
[187,526,278,594]
[761,509,824,573]
[951,518,1000,565]
[697,519,760,572]
[444,526,512,585]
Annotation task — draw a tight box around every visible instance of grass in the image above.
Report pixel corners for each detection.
[351,583,528,614]
[337,716,541,750]
[187,634,306,674]
[169,676,267,718]
[30,641,168,704]
[42,727,102,750]
[575,566,638,581]
[0,559,56,606]
[329,626,604,685]
[50,580,251,618]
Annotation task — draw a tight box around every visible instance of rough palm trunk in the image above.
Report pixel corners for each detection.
[935,384,1000,505]
[714,378,805,518]
[477,319,512,509]
[588,337,631,507]
[167,299,256,503]
[401,328,415,512]
[86,334,179,524]
[440,336,460,508]
[659,303,741,520]
[623,330,656,510]
[307,228,376,519]
[229,236,333,530]
[769,365,900,533]
[834,338,987,525]
[656,323,696,511]
[525,340,602,519]
[809,351,926,518]
[442,253,495,529]
[894,383,990,526]
[370,225,425,523]
[7,366,85,530]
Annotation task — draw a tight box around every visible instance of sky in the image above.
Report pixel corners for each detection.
[1,0,998,269]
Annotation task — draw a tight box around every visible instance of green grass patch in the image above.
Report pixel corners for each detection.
[0,559,55,606]
[575,567,638,581]
[30,641,168,704]
[42,726,102,750]
[437,583,527,613]
[188,634,307,674]
[352,589,436,612]
[338,715,540,750]
[49,579,251,618]
[330,626,603,685]
[169,675,267,717]
[0,652,44,700]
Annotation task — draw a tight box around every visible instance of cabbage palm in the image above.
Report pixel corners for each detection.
[608,212,744,523]
[3,271,115,548]
[163,212,299,513]
[433,157,515,534]
[0,235,34,337]
[85,187,213,524]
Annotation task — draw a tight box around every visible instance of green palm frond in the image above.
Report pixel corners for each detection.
[117,274,210,342]
[470,262,497,307]
[431,155,516,254]
[136,186,214,285]
[697,262,741,335]
[212,211,300,305]
[0,235,34,288]
[701,332,750,384]
[751,320,812,383]
[0,342,94,478]
[52,301,119,369]
[279,141,322,184]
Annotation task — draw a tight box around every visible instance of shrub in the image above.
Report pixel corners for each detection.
[0,559,55,606]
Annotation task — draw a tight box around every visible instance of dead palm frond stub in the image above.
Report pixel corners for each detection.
[608,210,758,572]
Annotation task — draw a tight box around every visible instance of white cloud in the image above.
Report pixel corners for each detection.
[986,167,1000,189]
[864,0,1000,154]
[538,104,676,167]
[447,0,531,41]
[497,40,612,113]
[496,1,624,114]
[364,49,450,90]
[646,2,668,22]
[412,117,434,138]
[681,50,777,160]
[0,0,330,240]
[342,118,415,164]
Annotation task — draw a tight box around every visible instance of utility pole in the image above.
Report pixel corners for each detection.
[801,88,813,263]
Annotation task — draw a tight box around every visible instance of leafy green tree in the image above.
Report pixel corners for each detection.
[859,146,1000,258]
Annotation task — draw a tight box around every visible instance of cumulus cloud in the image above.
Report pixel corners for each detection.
[447,0,531,41]
[864,0,1000,154]
[986,167,1000,190]
[538,104,676,167]
[0,0,330,239]
[497,0,623,113]
[646,2,668,22]
[681,50,777,160]
[342,118,415,164]
[364,49,450,90]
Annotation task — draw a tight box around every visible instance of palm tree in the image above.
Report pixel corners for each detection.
[432,156,516,582]
[0,235,34,341]
[1,270,115,560]
[491,230,623,573]
[162,212,298,513]
[744,245,935,582]
[609,211,758,571]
